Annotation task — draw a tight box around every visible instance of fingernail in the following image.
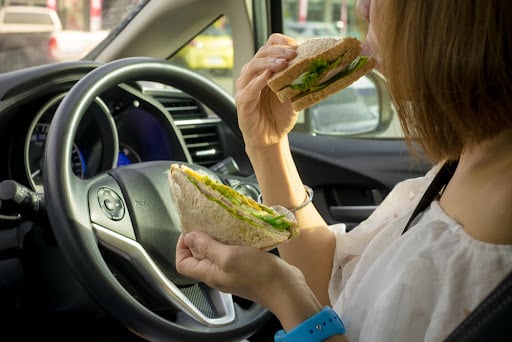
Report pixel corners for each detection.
[285,48,297,57]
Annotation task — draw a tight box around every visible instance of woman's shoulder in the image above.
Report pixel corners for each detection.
[336,203,512,342]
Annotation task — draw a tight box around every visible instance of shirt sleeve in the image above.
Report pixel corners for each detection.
[328,164,440,304]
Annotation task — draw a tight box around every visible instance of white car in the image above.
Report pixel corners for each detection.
[0,6,62,69]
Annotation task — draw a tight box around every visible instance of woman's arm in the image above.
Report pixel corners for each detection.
[234,34,337,306]
[246,137,336,306]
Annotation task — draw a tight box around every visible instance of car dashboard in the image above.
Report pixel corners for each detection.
[0,61,256,335]
[0,61,228,197]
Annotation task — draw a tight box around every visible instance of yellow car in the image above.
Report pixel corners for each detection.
[175,25,233,75]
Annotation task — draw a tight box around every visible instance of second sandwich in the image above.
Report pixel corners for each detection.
[267,36,376,112]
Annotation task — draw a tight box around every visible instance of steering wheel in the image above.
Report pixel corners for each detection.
[43,57,271,341]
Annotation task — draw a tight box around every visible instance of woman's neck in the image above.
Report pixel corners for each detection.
[439,129,512,244]
[458,129,512,172]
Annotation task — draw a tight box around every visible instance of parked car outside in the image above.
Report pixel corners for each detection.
[0,5,109,70]
[0,5,62,70]
[173,24,233,75]
[48,29,109,61]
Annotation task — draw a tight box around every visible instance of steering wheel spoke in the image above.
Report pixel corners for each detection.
[94,224,236,327]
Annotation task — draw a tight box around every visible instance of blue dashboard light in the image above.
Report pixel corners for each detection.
[117,152,132,166]
[77,148,87,176]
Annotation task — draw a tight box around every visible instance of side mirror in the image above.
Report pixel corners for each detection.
[293,70,394,137]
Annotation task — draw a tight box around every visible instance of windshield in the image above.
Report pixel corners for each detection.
[0,0,143,72]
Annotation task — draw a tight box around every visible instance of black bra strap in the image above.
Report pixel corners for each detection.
[401,160,459,235]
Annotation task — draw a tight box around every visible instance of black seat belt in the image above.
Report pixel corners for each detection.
[401,159,458,235]
[444,270,512,341]
[400,159,512,341]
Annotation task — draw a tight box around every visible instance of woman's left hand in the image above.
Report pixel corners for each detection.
[176,231,302,309]
[176,231,327,331]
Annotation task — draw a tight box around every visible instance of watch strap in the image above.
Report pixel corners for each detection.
[274,306,345,342]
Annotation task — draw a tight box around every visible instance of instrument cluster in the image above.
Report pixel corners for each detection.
[18,83,187,193]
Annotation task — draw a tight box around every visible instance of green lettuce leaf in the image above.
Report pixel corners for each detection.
[185,172,295,232]
[290,55,370,94]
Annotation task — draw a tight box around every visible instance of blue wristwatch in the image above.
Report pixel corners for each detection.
[274,306,346,342]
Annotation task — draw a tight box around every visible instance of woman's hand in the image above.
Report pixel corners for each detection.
[235,33,299,149]
[176,231,326,325]
[176,232,343,335]
[176,231,300,307]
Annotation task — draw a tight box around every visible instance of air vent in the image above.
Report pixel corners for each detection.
[176,120,222,167]
[159,96,207,120]
[154,94,223,167]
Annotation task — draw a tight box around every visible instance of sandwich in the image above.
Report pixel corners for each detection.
[168,163,299,250]
[267,36,376,112]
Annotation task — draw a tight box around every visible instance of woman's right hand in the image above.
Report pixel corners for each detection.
[235,33,298,149]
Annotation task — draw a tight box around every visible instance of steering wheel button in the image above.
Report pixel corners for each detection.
[97,187,125,221]
[103,198,115,211]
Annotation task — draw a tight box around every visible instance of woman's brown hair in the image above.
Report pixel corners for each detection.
[377,0,512,161]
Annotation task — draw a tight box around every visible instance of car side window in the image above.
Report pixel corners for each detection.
[281,0,403,139]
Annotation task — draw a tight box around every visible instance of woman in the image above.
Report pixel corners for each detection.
[176,0,512,340]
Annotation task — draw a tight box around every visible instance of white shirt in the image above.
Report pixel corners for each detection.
[328,165,512,342]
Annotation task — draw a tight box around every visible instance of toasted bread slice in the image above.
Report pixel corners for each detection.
[168,164,298,250]
[291,56,376,112]
[267,37,362,96]
[267,36,375,111]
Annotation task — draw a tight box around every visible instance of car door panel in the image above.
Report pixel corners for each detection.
[289,132,432,227]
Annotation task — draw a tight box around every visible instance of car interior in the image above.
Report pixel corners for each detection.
[0,0,509,341]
